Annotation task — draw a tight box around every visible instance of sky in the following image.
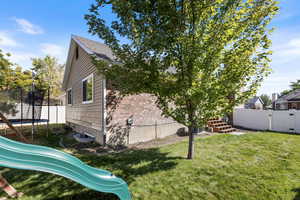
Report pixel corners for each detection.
[0,0,299,96]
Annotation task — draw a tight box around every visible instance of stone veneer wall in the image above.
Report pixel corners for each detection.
[105,91,185,145]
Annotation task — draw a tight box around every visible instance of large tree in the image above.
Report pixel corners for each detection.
[31,56,65,99]
[0,49,28,142]
[85,0,278,159]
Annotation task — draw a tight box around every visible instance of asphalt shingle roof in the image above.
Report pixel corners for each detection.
[72,35,114,61]
[275,89,300,103]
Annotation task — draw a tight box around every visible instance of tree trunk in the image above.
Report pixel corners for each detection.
[187,126,195,159]
[0,112,28,143]
[186,99,196,159]
[227,112,233,125]
[227,93,235,125]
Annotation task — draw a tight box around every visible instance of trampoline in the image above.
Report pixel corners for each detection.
[0,86,50,137]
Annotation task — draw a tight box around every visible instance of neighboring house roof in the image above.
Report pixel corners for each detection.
[246,96,264,105]
[62,35,114,89]
[275,89,300,104]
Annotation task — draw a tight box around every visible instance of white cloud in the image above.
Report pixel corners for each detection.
[0,32,18,47]
[8,52,37,68]
[288,38,300,47]
[14,18,44,35]
[258,73,300,96]
[41,43,64,56]
[40,43,64,59]
[40,43,67,63]
[272,37,300,63]
[10,52,36,63]
[258,36,300,95]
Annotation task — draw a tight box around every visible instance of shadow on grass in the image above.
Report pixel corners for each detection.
[271,131,300,137]
[292,188,300,200]
[1,148,181,200]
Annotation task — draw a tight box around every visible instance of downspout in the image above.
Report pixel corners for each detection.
[101,77,107,145]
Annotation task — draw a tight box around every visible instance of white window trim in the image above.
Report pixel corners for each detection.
[82,73,94,104]
[67,88,72,105]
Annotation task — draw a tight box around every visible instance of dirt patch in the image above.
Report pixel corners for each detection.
[128,132,215,149]
[64,128,253,156]
[68,132,217,156]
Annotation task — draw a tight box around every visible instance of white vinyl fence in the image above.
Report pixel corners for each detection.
[40,106,65,124]
[233,108,300,133]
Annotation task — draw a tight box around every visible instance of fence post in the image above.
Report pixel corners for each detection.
[47,87,50,137]
[56,104,58,124]
[268,111,272,131]
[155,121,158,139]
[31,77,35,141]
[126,126,130,145]
[20,88,23,134]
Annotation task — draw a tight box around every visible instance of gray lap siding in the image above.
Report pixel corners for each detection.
[65,42,104,144]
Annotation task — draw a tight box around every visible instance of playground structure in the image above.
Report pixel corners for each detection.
[0,86,50,139]
[0,135,131,200]
[0,88,131,199]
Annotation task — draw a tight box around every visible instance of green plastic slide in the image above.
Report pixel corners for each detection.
[0,136,131,200]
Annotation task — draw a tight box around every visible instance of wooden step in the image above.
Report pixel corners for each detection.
[207,118,235,133]
[220,128,236,133]
[209,122,227,127]
[207,120,223,125]
[214,125,232,130]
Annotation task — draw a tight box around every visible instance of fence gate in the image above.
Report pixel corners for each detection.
[288,111,296,133]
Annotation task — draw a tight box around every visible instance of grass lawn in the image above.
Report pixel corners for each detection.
[1,131,300,200]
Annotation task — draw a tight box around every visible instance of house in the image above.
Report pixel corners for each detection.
[244,96,264,110]
[273,89,300,110]
[62,35,184,145]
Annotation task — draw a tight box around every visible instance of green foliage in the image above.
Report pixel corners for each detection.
[280,79,300,97]
[0,51,64,115]
[11,66,33,90]
[290,80,300,90]
[0,49,32,114]
[0,49,33,91]
[0,49,14,90]
[86,0,278,129]
[31,56,65,98]
[260,94,272,107]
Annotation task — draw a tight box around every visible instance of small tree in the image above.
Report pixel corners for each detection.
[260,94,271,108]
[280,79,300,97]
[0,50,14,90]
[85,0,278,159]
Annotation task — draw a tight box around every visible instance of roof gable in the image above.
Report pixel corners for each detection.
[62,35,114,89]
[72,35,114,60]
[246,96,264,105]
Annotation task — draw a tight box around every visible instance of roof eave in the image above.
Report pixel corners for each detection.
[71,35,94,55]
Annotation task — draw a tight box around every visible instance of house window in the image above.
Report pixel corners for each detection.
[67,89,72,105]
[75,46,79,60]
[82,74,93,104]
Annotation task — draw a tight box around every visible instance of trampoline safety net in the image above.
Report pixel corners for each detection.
[0,87,47,123]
